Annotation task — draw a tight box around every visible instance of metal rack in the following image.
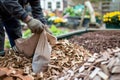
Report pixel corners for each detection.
[101,1,120,14]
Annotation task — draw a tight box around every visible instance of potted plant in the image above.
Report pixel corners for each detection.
[103,11,120,29]
[95,12,102,24]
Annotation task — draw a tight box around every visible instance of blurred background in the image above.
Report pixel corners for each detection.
[5,0,120,48]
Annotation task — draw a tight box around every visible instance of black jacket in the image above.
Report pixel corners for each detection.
[0,0,47,24]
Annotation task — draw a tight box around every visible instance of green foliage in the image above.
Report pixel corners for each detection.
[5,39,10,49]
[50,25,68,36]
[64,5,91,17]
[111,15,120,24]
[23,29,32,38]
[64,7,76,17]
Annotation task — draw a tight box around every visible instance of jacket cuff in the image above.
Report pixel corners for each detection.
[21,12,29,21]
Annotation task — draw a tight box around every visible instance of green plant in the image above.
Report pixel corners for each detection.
[64,7,76,17]
[23,29,32,38]
[5,39,10,49]
[50,25,68,36]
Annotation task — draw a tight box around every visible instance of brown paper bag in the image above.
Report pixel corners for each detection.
[15,34,40,58]
[32,30,53,73]
[15,30,57,73]
[15,31,57,58]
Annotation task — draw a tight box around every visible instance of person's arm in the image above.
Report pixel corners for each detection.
[29,0,47,24]
[1,0,45,33]
[1,0,28,21]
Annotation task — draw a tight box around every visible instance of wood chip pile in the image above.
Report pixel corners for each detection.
[1,47,120,80]
[0,40,90,80]
[46,40,90,79]
[1,30,120,80]
[70,31,120,53]
[58,47,120,80]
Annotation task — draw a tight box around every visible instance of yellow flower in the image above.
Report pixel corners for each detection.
[109,19,111,22]
[48,13,55,17]
[103,11,120,23]
[118,16,120,18]
[54,17,65,23]
[103,19,106,22]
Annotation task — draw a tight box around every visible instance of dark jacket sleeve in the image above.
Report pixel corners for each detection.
[29,0,47,24]
[1,0,28,20]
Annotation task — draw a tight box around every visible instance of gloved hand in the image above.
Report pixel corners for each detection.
[26,18,44,33]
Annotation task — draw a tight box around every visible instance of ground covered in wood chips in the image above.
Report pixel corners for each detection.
[1,31,120,80]
[70,31,120,53]
[0,40,90,80]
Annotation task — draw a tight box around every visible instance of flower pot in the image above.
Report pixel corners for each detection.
[82,18,90,27]
[96,18,101,24]
[105,23,120,29]
[66,16,80,29]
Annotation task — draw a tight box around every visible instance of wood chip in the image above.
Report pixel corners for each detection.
[101,60,109,65]
[84,63,92,67]
[93,75,102,80]
[3,77,13,80]
[89,67,100,79]
[114,58,120,66]
[112,66,120,73]
[79,66,85,73]
[100,64,110,77]
[95,58,107,63]
[97,71,109,80]
[107,57,116,69]
[0,70,6,77]
[115,52,120,58]
[110,74,120,80]
[112,48,120,53]
[88,57,95,63]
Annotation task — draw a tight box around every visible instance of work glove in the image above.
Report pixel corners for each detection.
[27,18,44,33]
